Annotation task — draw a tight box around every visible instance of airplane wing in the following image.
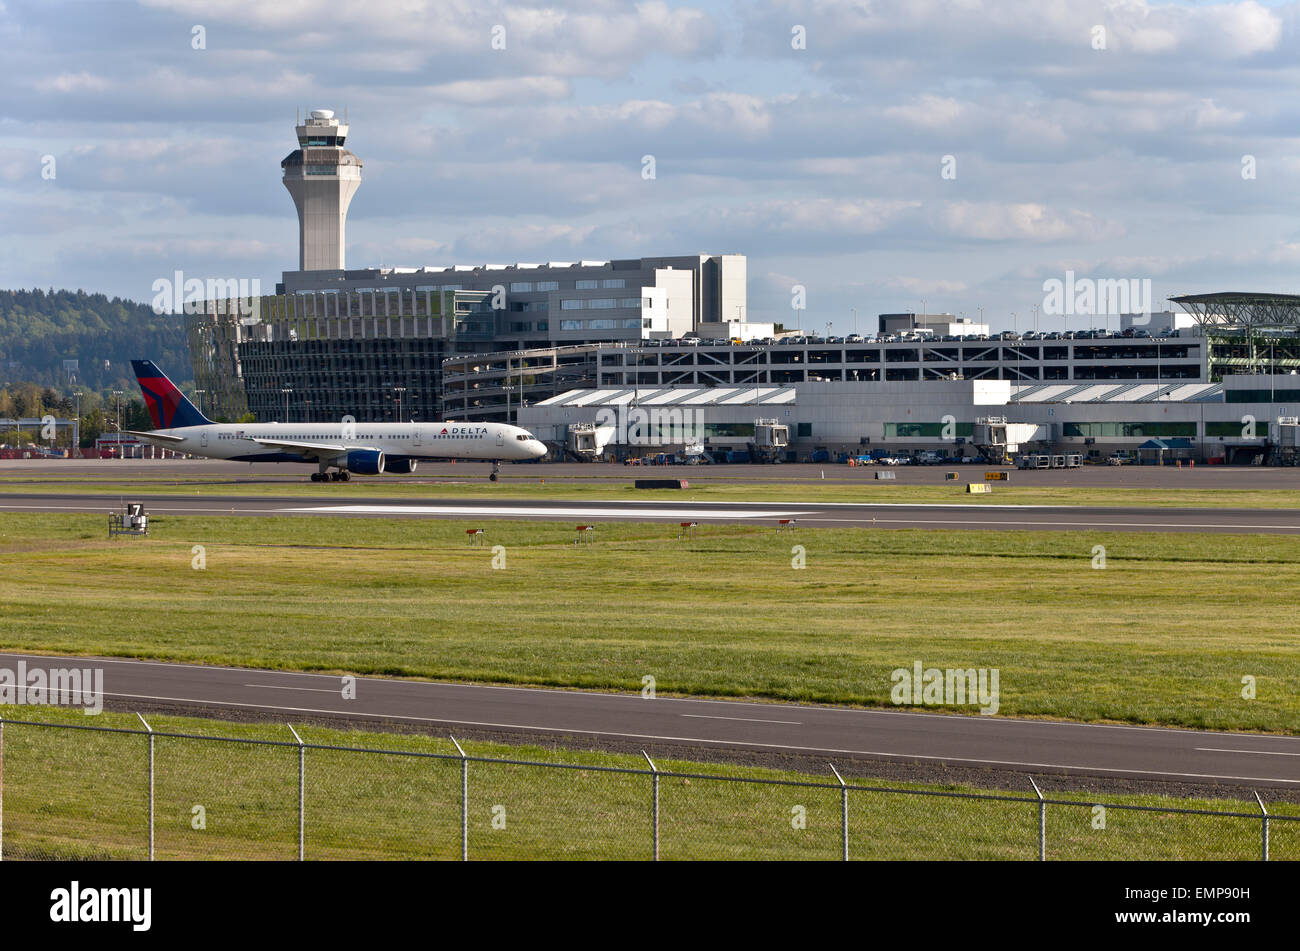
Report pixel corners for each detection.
[247,436,353,460]
[126,430,186,443]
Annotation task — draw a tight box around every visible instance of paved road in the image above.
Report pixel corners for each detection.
[4,457,1300,488]
[4,490,1300,532]
[2,652,1296,787]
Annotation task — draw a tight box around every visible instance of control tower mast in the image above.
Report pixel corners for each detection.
[281,109,362,271]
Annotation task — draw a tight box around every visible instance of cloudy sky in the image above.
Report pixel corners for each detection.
[3,0,1300,332]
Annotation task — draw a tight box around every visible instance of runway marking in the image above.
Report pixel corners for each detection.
[282,504,811,519]
[681,714,802,724]
[93,690,1300,785]
[0,503,256,514]
[804,516,1300,531]
[5,501,1299,532]
[244,683,341,694]
[1196,747,1300,757]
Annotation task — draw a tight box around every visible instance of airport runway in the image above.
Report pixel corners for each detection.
[4,456,1300,488]
[2,651,1296,788]
[3,489,1300,532]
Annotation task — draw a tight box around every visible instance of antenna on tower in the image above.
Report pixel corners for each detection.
[344,105,348,124]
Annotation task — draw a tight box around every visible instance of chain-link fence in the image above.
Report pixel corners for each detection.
[1,715,1295,861]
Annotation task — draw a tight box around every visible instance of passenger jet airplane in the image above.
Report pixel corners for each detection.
[128,360,547,481]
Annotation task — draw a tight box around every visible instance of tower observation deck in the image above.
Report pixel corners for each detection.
[281,109,362,271]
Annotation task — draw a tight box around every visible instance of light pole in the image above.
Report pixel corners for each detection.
[73,390,81,453]
[393,386,406,422]
[281,387,292,421]
[852,307,857,337]
[112,390,123,459]
[503,356,511,423]
[195,389,206,418]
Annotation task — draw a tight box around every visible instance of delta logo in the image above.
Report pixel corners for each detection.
[139,378,184,428]
[438,426,488,436]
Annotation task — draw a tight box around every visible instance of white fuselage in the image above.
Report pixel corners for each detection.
[138,420,547,465]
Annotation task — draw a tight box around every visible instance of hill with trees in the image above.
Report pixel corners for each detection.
[0,288,191,393]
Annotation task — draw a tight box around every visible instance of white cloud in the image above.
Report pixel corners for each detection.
[4,0,1299,321]
[938,202,1122,243]
[33,72,110,94]
[884,276,969,295]
[1193,98,1245,130]
[884,95,963,130]
[424,76,571,105]
[142,0,720,77]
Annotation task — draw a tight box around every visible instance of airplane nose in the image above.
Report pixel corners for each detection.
[530,441,547,458]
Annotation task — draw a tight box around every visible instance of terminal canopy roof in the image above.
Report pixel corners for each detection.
[536,386,797,408]
[1171,292,1300,330]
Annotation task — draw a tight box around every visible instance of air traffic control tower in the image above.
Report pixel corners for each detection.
[281,109,361,271]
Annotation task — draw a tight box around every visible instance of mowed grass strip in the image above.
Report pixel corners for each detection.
[0,513,1297,732]
[3,475,1300,509]
[1,707,1295,861]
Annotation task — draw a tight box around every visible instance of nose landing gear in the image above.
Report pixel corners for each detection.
[489,460,501,483]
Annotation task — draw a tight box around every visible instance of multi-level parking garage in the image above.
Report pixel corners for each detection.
[441,334,1212,423]
[593,334,1207,386]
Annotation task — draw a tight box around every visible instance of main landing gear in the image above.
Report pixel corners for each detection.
[311,469,350,482]
[489,460,501,483]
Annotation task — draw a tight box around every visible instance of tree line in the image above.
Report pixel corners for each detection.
[0,287,190,447]
[0,288,190,391]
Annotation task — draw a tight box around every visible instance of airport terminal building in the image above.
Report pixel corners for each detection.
[517,374,1300,465]
[186,111,748,422]
[185,112,1300,464]
[439,316,1297,423]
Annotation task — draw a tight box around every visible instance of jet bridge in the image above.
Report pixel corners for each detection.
[565,421,616,461]
[974,416,1050,464]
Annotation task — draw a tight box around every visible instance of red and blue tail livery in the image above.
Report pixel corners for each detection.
[131,360,212,429]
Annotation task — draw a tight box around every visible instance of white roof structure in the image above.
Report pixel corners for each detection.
[1009,382,1222,403]
[536,386,797,408]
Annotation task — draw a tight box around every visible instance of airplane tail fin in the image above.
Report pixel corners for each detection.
[131,360,212,429]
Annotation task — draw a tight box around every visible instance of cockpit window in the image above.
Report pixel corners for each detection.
[516,434,530,440]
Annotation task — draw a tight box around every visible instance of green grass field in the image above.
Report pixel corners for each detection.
[2,473,1300,507]
[2,706,1294,860]
[0,512,1297,732]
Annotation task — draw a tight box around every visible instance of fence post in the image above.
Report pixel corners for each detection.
[137,713,154,861]
[1254,791,1269,862]
[643,751,659,862]
[450,736,468,861]
[1030,776,1044,861]
[829,762,848,861]
[288,724,304,861]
